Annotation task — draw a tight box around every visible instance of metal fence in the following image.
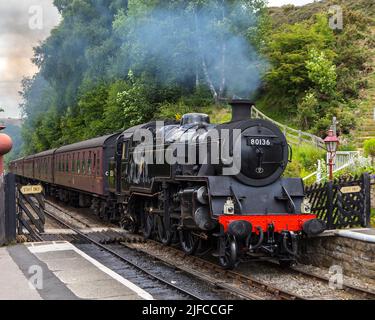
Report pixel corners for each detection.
[305,173,371,230]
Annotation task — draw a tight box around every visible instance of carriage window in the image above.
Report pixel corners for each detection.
[88,159,92,175]
[97,158,100,176]
[82,153,86,175]
[77,160,81,174]
[72,154,75,173]
[93,153,96,176]
[66,157,69,172]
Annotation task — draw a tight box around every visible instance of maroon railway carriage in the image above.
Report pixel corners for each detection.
[53,134,120,197]
[10,133,120,218]
[9,157,24,176]
[34,149,56,184]
[23,155,35,180]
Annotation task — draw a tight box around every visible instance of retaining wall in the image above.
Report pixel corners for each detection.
[299,236,375,282]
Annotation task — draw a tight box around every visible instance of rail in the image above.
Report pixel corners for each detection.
[251,106,325,149]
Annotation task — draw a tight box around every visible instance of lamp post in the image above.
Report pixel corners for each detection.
[324,129,340,181]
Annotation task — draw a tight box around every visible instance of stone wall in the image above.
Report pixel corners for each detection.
[299,236,375,282]
[371,184,375,209]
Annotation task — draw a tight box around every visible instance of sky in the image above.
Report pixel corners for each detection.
[0,0,315,119]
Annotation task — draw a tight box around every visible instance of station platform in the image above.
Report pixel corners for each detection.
[0,242,153,300]
[317,228,375,243]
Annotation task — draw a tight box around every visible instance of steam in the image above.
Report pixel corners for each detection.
[116,1,267,99]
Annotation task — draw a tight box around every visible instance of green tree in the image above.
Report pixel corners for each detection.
[306,48,337,96]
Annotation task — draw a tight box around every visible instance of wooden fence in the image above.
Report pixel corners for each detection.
[251,106,325,149]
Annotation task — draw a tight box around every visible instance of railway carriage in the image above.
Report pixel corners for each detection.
[33,149,56,184]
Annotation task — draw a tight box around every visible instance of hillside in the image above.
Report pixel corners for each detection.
[269,0,375,26]
[261,0,375,148]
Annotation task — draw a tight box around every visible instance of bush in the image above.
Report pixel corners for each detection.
[364,138,375,162]
[283,143,325,179]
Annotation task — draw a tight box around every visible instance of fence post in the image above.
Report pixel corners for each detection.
[326,181,334,229]
[298,130,302,144]
[5,173,16,242]
[363,172,371,227]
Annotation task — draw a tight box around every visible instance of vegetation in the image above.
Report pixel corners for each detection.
[13,0,375,167]
[364,138,375,164]
[284,144,326,181]
[258,2,374,137]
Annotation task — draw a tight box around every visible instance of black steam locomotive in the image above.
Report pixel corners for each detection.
[108,100,325,268]
[11,100,326,269]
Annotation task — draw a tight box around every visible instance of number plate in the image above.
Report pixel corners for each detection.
[247,138,273,146]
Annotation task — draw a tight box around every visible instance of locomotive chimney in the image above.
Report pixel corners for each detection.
[229,99,254,122]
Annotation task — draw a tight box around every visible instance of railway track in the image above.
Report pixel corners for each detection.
[42,207,206,301]
[122,239,375,300]
[39,200,375,300]
[122,239,306,300]
[41,202,302,300]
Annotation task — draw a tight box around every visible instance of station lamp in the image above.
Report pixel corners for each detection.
[324,129,340,181]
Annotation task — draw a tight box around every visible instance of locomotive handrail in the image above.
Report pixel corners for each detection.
[251,106,325,149]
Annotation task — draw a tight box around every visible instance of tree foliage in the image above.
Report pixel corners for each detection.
[18,0,374,156]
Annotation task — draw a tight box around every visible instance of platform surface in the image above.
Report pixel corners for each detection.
[316,228,375,243]
[0,242,153,300]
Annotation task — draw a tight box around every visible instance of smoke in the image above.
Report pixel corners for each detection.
[117,1,267,99]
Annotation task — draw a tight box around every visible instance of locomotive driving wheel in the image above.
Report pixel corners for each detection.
[120,215,138,234]
[179,229,199,255]
[155,215,172,245]
[143,213,154,239]
[219,234,238,270]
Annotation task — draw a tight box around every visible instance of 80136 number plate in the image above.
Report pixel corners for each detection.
[247,138,273,146]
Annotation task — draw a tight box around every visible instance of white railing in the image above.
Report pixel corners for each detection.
[251,106,325,149]
[330,151,360,171]
[303,152,370,183]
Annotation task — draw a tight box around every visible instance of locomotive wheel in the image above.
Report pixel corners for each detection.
[219,234,238,270]
[120,215,138,234]
[143,214,154,239]
[155,216,172,245]
[179,229,199,255]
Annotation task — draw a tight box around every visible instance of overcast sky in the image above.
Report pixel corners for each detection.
[0,0,314,118]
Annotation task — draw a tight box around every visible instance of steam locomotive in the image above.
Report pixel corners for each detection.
[10,100,326,269]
